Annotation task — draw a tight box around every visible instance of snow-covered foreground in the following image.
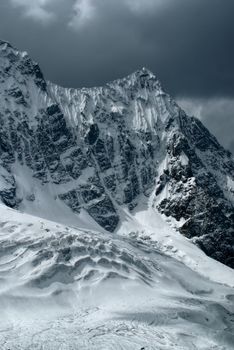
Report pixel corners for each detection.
[0,204,234,350]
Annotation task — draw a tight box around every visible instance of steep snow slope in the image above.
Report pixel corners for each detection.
[0,204,234,350]
[0,38,234,268]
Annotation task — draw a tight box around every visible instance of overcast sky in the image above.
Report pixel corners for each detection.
[0,0,233,153]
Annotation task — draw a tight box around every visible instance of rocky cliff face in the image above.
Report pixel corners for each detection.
[0,40,233,267]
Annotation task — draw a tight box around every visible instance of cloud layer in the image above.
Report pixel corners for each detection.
[10,0,170,25]
[4,0,233,97]
[10,0,56,23]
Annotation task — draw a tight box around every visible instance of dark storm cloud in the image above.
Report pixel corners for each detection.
[0,0,233,97]
[0,0,234,154]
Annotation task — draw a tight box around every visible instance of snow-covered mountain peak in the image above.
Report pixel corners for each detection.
[0,39,46,93]
[116,66,156,83]
[0,39,16,52]
[107,66,162,93]
[129,66,158,83]
[0,40,234,269]
[0,39,27,58]
[49,65,175,134]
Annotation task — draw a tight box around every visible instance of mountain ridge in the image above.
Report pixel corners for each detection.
[0,39,234,267]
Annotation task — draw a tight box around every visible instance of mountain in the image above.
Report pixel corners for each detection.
[0,39,234,349]
[0,39,233,267]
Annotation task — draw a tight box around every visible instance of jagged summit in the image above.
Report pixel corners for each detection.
[106,66,161,92]
[132,66,156,79]
[0,39,46,93]
[0,39,14,49]
[52,66,162,98]
[122,67,157,81]
[0,39,29,60]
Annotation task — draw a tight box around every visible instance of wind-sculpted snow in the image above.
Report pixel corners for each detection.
[0,206,234,349]
[0,39,234,267]
[0,223,157,291]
